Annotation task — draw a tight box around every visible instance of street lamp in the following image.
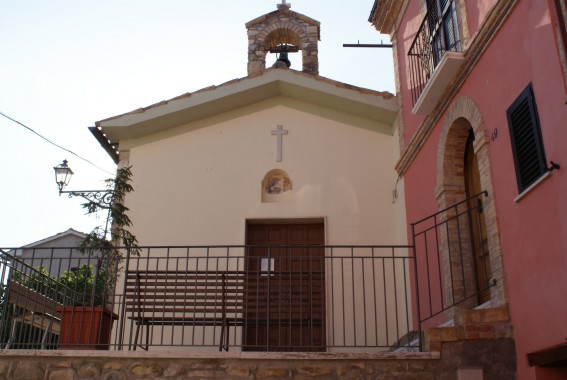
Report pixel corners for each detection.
[53,160,114,209]
[54,159,74,192]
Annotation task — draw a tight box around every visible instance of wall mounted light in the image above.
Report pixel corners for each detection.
[53,160,114,209]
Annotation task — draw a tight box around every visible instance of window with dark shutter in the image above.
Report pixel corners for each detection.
[506,83,548,193]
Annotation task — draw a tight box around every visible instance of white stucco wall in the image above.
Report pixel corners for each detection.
[122,102,401,247]
[113,101,411,351]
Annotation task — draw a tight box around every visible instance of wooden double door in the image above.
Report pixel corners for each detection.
[243,223,325,352]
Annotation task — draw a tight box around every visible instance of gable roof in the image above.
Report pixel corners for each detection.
[92,68,397,163]
[245,7,320,31]
[19,228,87,248]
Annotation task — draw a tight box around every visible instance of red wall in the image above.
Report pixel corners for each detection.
[397,1,567,379]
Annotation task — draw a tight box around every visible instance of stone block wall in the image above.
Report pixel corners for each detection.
[0,351,441,380]
[0,335,517,380]
[0,307,516,380]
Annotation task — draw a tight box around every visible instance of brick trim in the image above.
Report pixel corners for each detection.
[436,96,506,312]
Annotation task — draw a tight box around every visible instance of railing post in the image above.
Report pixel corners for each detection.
[117,247,131,350]
[0,252,11,347]
[410,224,423,352]
[266,246,271,352]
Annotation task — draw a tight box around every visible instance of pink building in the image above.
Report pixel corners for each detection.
[371,0,567,379]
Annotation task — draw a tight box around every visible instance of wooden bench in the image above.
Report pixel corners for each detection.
[125,270,246,351]
[5,280,64,349]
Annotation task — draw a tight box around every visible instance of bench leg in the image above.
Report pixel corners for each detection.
[132,322,149,351]
[144,325,149,351]
[219,322,230,352]
[133,322,140,351]
[133,322,150,351]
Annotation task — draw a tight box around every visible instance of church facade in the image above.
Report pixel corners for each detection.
[91,3,408,352]
[93,5,401,249]
[93,67,400,248]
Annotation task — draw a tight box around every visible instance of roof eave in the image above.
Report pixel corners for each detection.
[20,228,87,249]
[369,0,404,33]
[96,69,397,144]
[89,126,119,164]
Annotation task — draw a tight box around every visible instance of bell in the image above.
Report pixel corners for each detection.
[276,52,291,68]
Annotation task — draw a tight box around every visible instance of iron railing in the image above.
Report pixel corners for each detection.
[408,0,461,106]
[0,245,417,352]
[0,193,492,351]
[411,191,493,329]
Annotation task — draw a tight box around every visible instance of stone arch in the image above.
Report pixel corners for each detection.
[261,26,304,48]
[436,96,484,201]
[246,3,320,75]
[436,96,506,313]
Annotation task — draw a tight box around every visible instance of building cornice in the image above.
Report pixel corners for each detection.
[395,0,518,175]
[369,0,405,34]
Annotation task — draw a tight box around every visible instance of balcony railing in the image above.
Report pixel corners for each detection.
[408,0,461,106]
[0,245,418,352]
[0,192,492,352]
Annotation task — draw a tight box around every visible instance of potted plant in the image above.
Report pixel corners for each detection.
[56,166,140,350]
[56,264,117,350]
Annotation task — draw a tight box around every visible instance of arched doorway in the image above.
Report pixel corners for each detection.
[436,96,506,313]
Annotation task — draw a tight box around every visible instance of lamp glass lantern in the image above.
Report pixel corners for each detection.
[54,160,74,193]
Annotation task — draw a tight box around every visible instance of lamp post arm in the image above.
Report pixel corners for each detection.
[59,190,116,209]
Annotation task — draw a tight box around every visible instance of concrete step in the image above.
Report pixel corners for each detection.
[425,305,512,351]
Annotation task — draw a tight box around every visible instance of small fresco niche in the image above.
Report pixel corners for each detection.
[261,169,293,203]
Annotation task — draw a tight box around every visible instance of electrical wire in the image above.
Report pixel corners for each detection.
[0,111,115,175]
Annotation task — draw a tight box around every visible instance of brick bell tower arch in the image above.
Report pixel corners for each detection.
[245,2,321,75]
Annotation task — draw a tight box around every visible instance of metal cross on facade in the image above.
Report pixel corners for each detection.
[271,125,288,162]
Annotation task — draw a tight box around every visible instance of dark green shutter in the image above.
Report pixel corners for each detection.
[506,83,548,192]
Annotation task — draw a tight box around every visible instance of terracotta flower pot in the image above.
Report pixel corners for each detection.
[55,306,118,350]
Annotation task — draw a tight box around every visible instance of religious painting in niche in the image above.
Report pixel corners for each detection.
[261,169,293,203]
[263,169,292,194]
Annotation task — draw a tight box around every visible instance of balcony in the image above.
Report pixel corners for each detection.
[408,0,464,115]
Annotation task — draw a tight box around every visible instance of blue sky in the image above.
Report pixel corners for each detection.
[0,1,394,247]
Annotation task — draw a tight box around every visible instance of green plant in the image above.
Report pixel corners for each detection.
[76,166,140,306]
[58,264,106,306]
[9,266,72,304]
